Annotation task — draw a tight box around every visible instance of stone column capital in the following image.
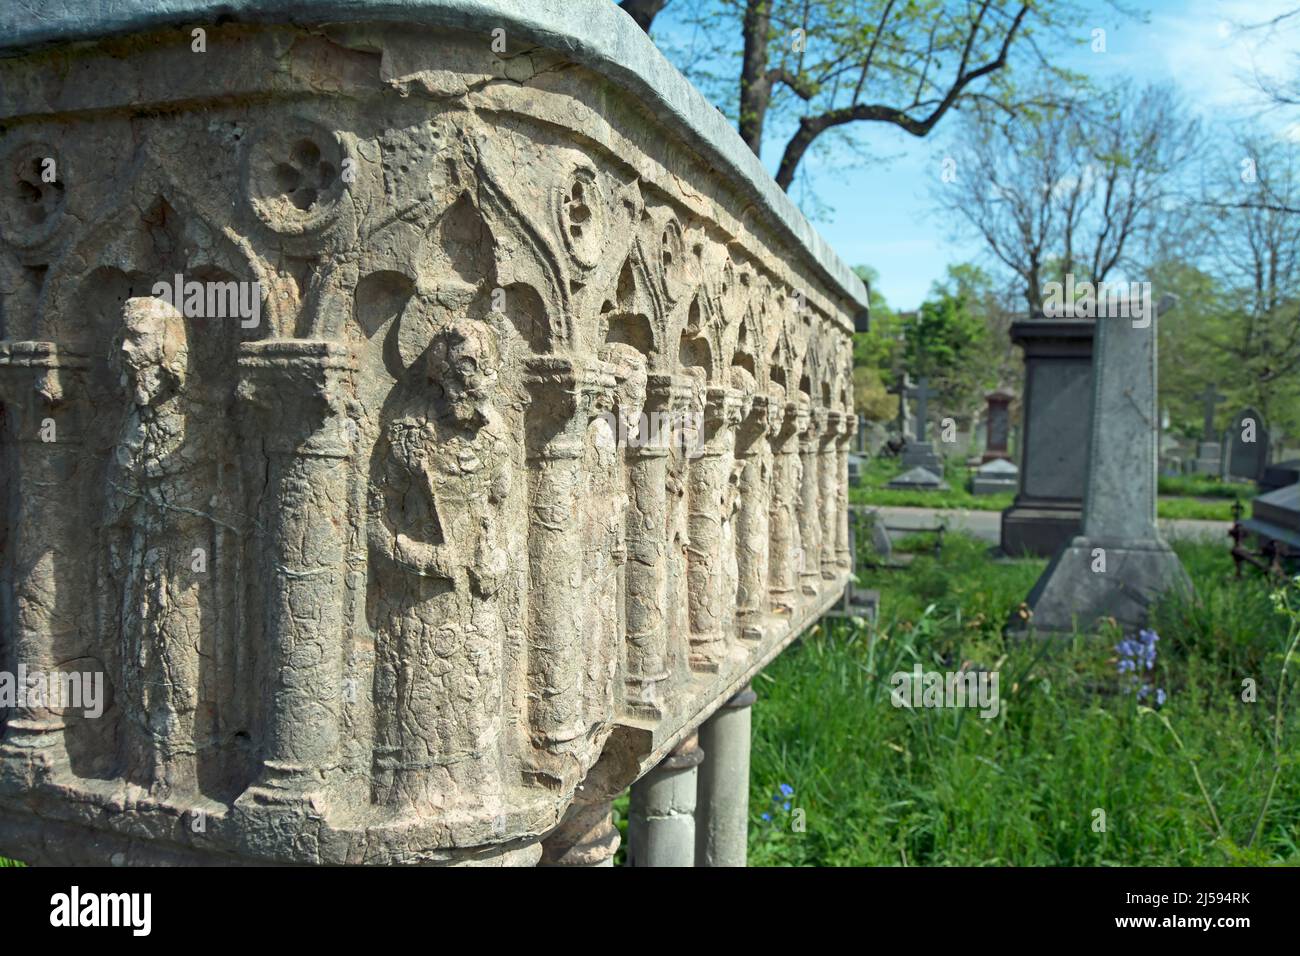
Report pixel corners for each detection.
[0,340,88,397]
[820,409,843,447]
[522,355,617,458]
[699,385,743,454]
[236,340,355,457]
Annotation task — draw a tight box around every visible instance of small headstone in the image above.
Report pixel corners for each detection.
[981,388,1015,462]
[972,457,1018,495]
[847,452,867,486]
[886,465,948,490]
[1221,407,1269,483]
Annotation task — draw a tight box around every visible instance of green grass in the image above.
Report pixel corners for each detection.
[746,534,1300,866]
[851,456,1244,520]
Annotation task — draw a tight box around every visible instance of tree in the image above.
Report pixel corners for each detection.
[935,81,1200,312]
[1194,135,1300,439]
[850,265,903,420]
[904,271,992,419]
[644,0,1089,191]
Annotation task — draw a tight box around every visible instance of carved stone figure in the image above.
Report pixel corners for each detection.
[367,318,510,813]
[104,297,210,795]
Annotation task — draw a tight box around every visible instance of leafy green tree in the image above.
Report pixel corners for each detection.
[850,265,902,420]
[904,280,990,418]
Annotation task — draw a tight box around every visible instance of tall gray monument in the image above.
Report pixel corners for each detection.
[1000,318,1095,556]
[1022,305,1190,632]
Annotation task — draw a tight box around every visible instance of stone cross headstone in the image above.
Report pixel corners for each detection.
[899,375,943,473]
[1196,384,1226,441]
[908,376,936,443]
[981,388,1014,462]
[1222,407,1269,482]
[1023,305,1191,632]
[1192,383,1226,475]
[888,372,915,441]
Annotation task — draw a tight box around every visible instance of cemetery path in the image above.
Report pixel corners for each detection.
[875,506,1230,545]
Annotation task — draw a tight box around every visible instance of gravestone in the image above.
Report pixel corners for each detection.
[1000,318,1095,556]
[1243,482,1300,550]
[848,452,867,486]
[1192,384,1226,475]
[889,372,916,441]
[981,388,1015,462]
[1260,459,1300,494]
[972,457,1019,495]
[1221,407,1269,483]
[886,465,948,490]
[899,376,943,473]
[1022,303,1190,633]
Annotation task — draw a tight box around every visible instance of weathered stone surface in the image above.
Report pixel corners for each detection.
[0,2,863,865]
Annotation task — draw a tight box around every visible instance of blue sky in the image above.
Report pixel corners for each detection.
[652,0,1300,309]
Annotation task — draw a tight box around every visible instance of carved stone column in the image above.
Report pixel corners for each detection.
[623,374,690,717]
[0,342,88,783]
[733,394,771,642]
[768,400,806,614]
[837,413,857,570]
[539,797,621,867]
[798,406,825,597]
[820,410,843,580]
[686,386,742,672]
[666,376,702,676]
[523,357,615,753]
[627,732,703,867]
[695,684,756,867]
[235,340,354,803]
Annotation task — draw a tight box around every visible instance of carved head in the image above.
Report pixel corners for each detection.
[115,296,189,408]
[599,342,648,438]
[430,318,500,422]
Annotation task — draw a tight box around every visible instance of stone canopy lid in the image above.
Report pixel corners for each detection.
[0,0,870,321]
